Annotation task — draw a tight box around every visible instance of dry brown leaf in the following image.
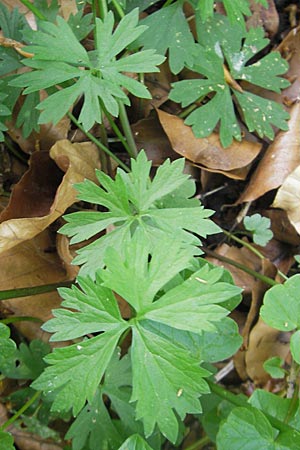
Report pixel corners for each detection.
[245,318,291,385]
[277,26,300,104]
[0,140,100,254]
[264,209,300,245]
[0,231,67,341]
[238,101,300,203]
[131,114,176,166]
[157,109,262,176]
[206,243,261,296]
[7,116,71,154]
[247,0,279,37]
[273,164,300,233]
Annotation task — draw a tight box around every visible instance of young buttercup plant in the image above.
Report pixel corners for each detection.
[60,151,220,278]
[32,234,242,443]
[169,14,290,147]
[9,8,165,132]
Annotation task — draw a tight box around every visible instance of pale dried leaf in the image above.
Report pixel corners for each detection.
[273,164,300,233]
[0,140,100,254]
[238,101,300,202]
[0,231,67,341]
[157,109,262,176]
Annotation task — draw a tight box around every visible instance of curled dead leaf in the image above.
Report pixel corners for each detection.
[157,109,262,178]
[0,140,100,254]
[273,164,300,234]
[238,101,300,203]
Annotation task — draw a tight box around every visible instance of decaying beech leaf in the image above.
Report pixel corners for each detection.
[238,101,300,203]
[0,231,67,341]
[273,164,300,234]
[157,109,262,179]
[0,140,100,254]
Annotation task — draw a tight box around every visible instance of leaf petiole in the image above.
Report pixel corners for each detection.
[0,390,41,431]
[19,0,47,20]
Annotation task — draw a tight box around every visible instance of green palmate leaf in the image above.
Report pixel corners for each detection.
[32,325,128,415]
[192,0,268,23]
[44,275,125,341]
[243,213,273,246]
[118,435,155,450]
[67,9,93,41]
[65,387,124,450]
[33,0,59,21]
[0,431,15,450]
[10,10,164,130]
[60,151,220,278]
[260,274,300,331]
[0,339,50,380]
[0,325,49,380]
[142,265,241,333]
[135,1,195,74]
[101,233,197,312]
[38,233,240,440]
[170,14,290,147]
[131,322,210,443]
[66,350,158,450]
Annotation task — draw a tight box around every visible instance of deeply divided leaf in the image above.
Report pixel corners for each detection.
[170,14,290,147]
[60,151,220,278]
[10,10,164,130]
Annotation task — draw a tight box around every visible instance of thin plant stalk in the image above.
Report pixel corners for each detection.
[203,247,278,286]
[118,101,138,158]
[111,0,125,18]
[1,390,41,431]
[19,0,47,20]
[222,229,265,260]
[97,0,108,19]
[101,102,133,156]
[68,112,130,172]
[0,316,42,325]
[0,281,74,301]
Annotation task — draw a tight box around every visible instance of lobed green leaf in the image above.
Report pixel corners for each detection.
[32,326,128,415]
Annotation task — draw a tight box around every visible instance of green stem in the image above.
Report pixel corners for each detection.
[0,280,73,301]
[0,316,42,324]
[185,435,211,450]
[67,112,130,172]
[1,390,41,431]
[222,229,265,260]
[285,360,300,422]
[97,0,108,19]
[163,0,175,6]
[111,0,125,18]
[118,102,138,158]
[207,380,297,434]
[19,0,47,20]
[203,247,278,286]
[101,103,133,156]
[179,103,199,119]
